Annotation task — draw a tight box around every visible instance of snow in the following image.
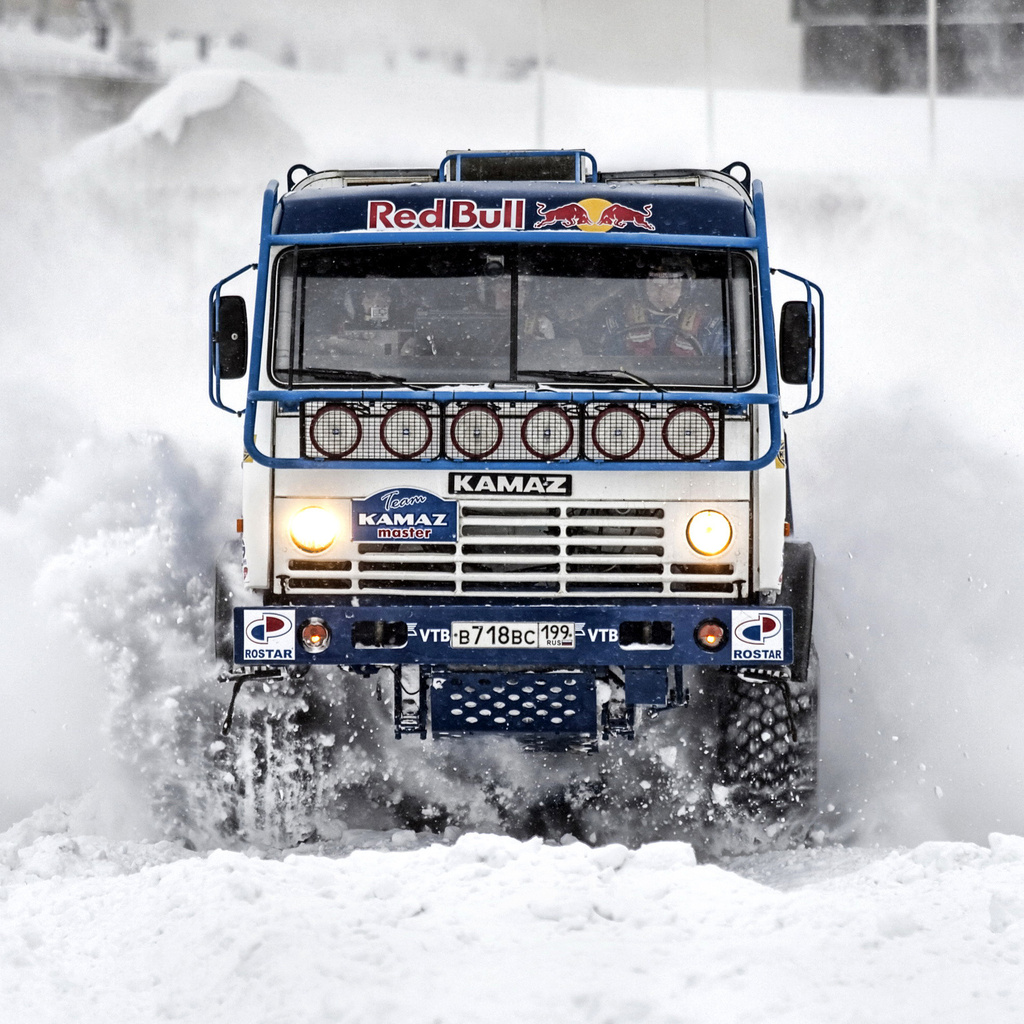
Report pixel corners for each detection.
[3,52,1024,1021]
[2,819,1024,1022]
[106,70,245,148]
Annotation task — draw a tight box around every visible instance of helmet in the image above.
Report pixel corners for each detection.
[646,255,696,280]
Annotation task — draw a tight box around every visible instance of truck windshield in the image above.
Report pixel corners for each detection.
[271,244,756,388]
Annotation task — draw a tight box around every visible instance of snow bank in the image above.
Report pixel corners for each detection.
[112,70,244,148]
[2,823,1024,1023]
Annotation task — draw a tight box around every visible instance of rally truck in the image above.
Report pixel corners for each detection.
[208,149,824,822]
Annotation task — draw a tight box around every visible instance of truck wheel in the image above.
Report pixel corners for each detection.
[211,681,333,845]
[716,648,819,821]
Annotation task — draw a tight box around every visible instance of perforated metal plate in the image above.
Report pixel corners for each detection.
[430,671,597,736]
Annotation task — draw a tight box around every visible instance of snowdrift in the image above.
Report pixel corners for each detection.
[2,814,1024,1023]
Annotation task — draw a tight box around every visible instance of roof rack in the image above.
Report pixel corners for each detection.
[600,162,751,199]
[283,155,751,199]
[288,166,436,191]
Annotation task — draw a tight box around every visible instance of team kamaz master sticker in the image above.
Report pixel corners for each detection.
[352,488,457,543]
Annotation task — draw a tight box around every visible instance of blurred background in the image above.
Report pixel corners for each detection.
[2,1,1023,847]
[5,0,1024,164]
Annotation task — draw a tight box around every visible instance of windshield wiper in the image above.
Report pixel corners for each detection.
[295,368,429,391]
[518,368,663,392]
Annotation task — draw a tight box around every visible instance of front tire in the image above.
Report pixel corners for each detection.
[714,539,819,829]
[717,651,819,819]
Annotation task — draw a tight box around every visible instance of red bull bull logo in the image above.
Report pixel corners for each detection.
[534,202,592,228]
[597,202,655,230]
[533,198,656,232]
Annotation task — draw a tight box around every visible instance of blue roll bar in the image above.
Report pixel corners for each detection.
[211,177,820,472]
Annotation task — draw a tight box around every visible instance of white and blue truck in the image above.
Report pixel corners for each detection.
[209,149,824,826]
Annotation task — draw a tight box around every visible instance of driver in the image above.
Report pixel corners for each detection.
[619,260,725,361]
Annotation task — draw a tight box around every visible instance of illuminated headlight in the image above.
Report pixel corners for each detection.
[289,506,340,553]
[300,617,331,654]
[686,510,733,557]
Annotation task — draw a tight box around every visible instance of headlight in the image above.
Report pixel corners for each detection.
[289,506,340,553]
[686,510,732,557]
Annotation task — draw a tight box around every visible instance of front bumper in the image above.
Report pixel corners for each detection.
[234,602,793,668]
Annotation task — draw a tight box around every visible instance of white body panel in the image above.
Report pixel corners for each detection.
[245,245,792,604]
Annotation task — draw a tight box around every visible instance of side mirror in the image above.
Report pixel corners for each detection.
[215,295,248,379]
[779,300,815,385]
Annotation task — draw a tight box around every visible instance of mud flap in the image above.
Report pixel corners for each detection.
[781,541,815,682]
[214,540,244,664]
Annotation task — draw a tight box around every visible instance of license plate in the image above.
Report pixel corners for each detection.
[450,621,576,649]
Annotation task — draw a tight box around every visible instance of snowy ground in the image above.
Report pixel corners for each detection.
[2,58,1024,1021]
[3,813,1024,1022]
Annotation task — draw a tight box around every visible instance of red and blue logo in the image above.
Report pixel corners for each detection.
[244,612,293,646]
[735,613,782,645]
[241,609,296,661]
[730,610,786,662]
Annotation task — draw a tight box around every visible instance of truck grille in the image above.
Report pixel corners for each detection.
[282,502,745,599]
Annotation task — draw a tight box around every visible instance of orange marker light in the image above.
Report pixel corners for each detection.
[695,620,727,650]
[300,618,331,653]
